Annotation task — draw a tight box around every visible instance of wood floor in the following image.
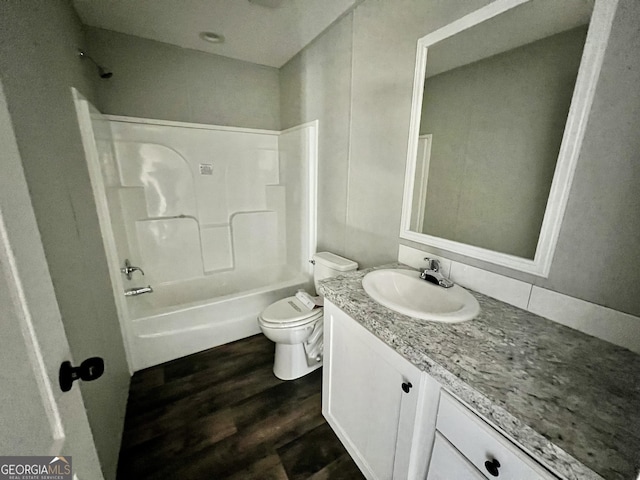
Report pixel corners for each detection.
[116,334,365,479]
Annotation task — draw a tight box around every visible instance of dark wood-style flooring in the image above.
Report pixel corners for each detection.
[116,334,365,479]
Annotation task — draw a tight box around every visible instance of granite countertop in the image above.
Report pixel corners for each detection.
[318,264,640,480]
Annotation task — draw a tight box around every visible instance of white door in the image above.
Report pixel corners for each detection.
[0,83,103,478]
[410,134,432,233]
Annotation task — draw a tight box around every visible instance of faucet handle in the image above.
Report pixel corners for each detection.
[424,257,440,272]
[121,259,145,280]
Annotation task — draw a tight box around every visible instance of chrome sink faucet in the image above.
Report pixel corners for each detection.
[420,257,454,288]
[121,259,144,280]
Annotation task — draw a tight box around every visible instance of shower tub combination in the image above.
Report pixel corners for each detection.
[75,90,317,371]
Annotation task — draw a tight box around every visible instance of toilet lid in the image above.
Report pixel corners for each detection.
[260,296,323,327]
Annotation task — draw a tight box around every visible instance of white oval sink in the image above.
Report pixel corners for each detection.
[362,269,480,323]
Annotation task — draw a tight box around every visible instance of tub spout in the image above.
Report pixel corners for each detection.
[124,285,153,297]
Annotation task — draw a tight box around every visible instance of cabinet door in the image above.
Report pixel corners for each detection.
[427,433,486,480]
[323,302,422,480]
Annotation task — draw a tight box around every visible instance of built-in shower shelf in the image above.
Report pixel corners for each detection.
[135,216,203,283]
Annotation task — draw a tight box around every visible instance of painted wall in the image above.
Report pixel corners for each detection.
[540,0,640,317]
[86,27,281,130]
[281,0,640,318]
[346,0,497,269]
[420,27,586,259]
[280,15,354,256]
[0,2,129,479]
[280,0,492,265]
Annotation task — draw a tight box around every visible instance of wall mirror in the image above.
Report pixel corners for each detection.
[400,0,617,276]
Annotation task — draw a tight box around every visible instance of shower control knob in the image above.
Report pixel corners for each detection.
[401,381,413,393]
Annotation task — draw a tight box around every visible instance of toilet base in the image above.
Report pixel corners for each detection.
[273,343,322,380]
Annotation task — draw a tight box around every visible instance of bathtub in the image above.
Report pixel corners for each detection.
[74,101,319,372]
[127,267,311,370]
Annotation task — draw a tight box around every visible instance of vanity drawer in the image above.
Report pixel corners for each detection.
[427,432,485,480]
[436,392,557,480]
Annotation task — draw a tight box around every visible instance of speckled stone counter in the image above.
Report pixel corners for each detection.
[318,264,640,480]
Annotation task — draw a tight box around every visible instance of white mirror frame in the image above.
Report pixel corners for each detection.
[400,0,618,277]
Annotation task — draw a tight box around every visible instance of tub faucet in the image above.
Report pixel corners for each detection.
[121,259,144,280]
[124,285,153,297]
[420,257,454,288]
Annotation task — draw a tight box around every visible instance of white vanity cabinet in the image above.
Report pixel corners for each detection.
[323,301,432,479]
[323,300,562,480]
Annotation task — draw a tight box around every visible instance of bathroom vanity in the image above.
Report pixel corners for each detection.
[319,266,640,480]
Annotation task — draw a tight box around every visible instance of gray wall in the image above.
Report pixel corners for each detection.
[280,14,354,256]
[281,0,640,318]
[540,0,640,317]
[0,2,129,479]
[86,27,281,130]
[420,27,586,259]
[280,0,492,266]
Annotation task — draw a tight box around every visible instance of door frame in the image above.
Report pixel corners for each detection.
[72,89,134,373]
[412,134,432,233]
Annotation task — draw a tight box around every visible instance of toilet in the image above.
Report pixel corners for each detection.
[258,252,358,380]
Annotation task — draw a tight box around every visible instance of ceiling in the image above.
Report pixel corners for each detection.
[426,0,594,78]
[73,0,359,68]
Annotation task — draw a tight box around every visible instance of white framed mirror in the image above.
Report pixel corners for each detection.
[400,0,618,277]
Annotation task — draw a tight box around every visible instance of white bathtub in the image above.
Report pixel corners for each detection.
[76,105,319,371]
[127,268,311,370]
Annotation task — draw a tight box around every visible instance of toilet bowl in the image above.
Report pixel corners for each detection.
[258,252,358,380]
[259,296,324,380]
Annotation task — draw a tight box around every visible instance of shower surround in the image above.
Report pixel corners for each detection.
[75,92,317,370]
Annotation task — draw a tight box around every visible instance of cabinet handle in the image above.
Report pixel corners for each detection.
[484,458,501,477]
[401,381,413,393]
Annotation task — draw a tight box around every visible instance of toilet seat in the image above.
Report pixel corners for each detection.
[259,296,323,328]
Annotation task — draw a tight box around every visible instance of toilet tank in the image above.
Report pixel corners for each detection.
[313,252,358,292]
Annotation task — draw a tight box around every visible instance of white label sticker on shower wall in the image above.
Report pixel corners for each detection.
[199,164,213,175]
